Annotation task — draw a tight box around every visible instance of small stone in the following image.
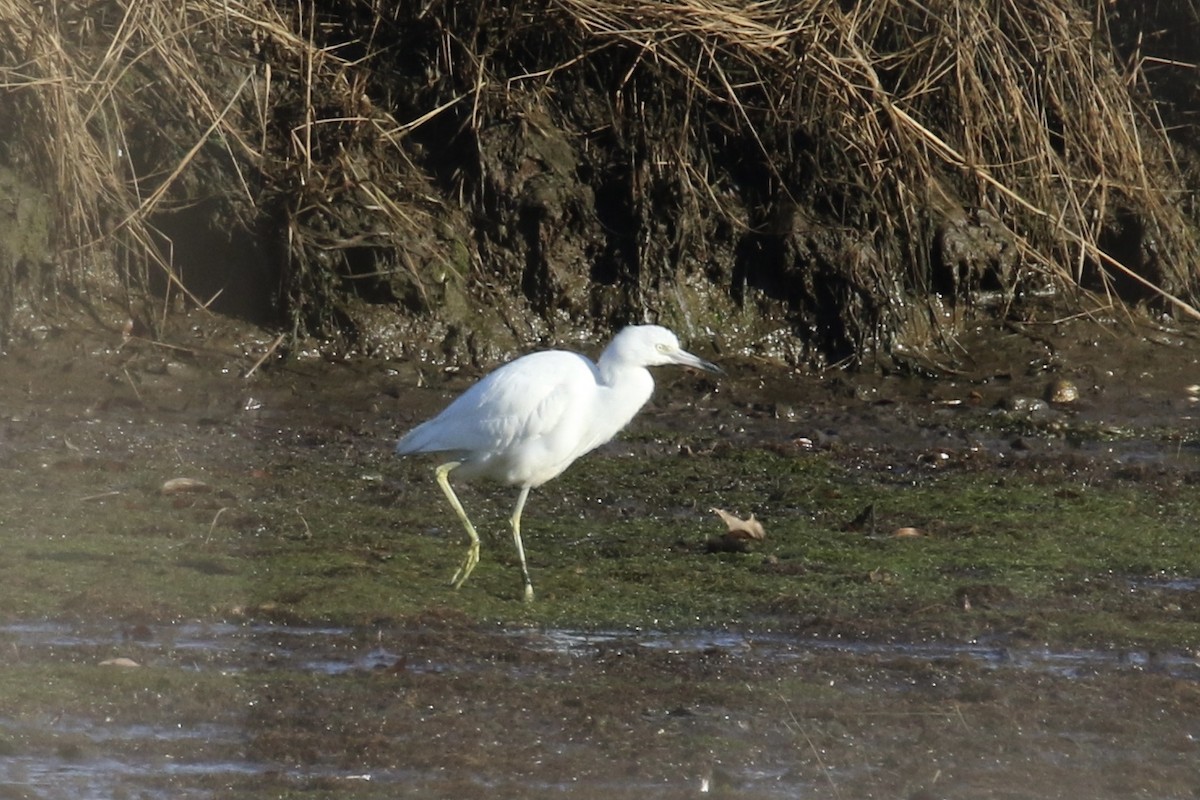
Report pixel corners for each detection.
[1046,379,1079,404]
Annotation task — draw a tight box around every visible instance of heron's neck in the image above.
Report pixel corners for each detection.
[594,355,656,441]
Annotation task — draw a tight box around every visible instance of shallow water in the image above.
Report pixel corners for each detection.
[4,619,1200,798]
[529,626,1200,681]
[8,618,1199,680]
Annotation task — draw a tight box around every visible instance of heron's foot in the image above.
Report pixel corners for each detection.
[450,541,480,589]
[523,583,534,603]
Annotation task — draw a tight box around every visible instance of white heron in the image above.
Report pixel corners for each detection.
[395,324,720,602]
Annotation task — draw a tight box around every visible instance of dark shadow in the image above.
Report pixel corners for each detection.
[150,199,285,326]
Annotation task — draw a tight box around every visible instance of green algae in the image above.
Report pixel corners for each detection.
[4,314,1200,650]
[7,415,1200,652]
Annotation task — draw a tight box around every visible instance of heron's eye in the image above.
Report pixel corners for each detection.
[655,343,671,354]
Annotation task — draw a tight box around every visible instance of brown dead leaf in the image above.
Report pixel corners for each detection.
[892,526,924,538]
[99,657,141,668]
[711,508,766,541]
[160,477,211,494]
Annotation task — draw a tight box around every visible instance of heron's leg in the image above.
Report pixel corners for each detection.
[509,485,534,603]
[435,462,481,588]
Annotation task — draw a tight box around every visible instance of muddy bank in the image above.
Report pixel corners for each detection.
[6,2,1200,370]
[2,313,1200,797]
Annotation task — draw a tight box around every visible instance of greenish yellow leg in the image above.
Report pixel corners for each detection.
[510,486,534,603]
[435,462,480,589]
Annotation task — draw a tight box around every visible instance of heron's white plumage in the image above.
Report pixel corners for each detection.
[395,324,719,601]
[396,350,603,486]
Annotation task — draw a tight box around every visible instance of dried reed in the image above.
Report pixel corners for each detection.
[1,0,1197,356]
[547,0,1200,319]
[0,0,444,337]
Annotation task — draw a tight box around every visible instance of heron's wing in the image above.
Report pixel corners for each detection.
[396,351,598,456]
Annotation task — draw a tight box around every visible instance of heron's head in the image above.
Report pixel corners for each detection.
[606,325,721,373]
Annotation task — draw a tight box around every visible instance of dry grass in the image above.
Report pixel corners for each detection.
[1,0,257,314]
[1,0,1197,355]
[548,0,1200,316]
[0,0,444,337]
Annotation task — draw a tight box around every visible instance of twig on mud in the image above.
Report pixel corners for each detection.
[79,490,123,503]
[779,695,843,798]
[244,334,286,379]
[206,507,229,544]
[296,507,312,539]
[121,367,145,406]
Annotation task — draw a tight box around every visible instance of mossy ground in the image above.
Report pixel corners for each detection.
[5,411,1199,648]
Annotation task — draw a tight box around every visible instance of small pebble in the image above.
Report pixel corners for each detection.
[1045,379,1079,404]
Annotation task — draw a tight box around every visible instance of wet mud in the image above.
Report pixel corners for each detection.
[3,313,1200,798]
